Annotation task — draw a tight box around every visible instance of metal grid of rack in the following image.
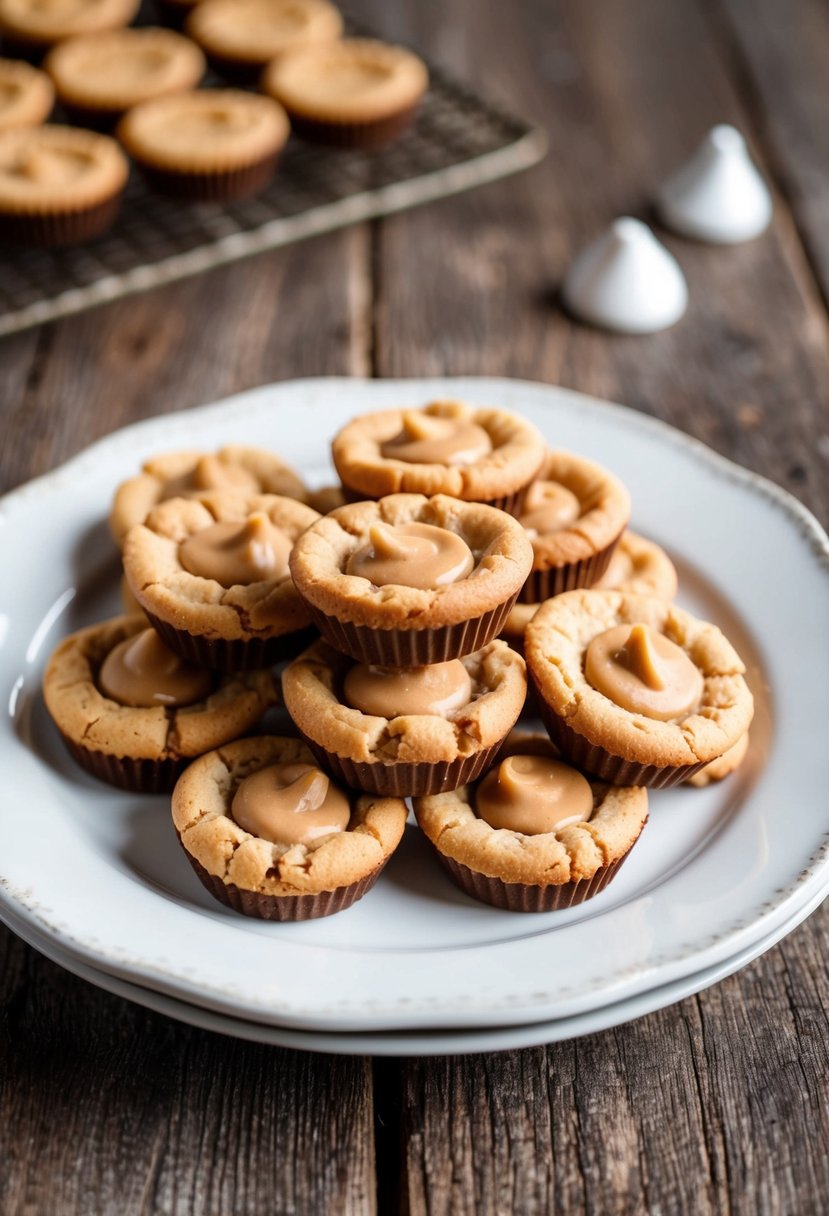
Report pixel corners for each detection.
[0,62,545,337]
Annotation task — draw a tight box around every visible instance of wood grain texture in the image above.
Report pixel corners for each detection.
[0,0,828,1212]
[366,0,829,526]
[718,0,829,311]
[358,0,829,1212]
[0,938,375,1216]
[0,226,369,495]
[0,224,378,1215]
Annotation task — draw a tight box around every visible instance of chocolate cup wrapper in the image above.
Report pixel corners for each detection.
[436,850,633,912]
[144,609,315,673]
[62,735,185,793]
[339,481,528,518]
[301,735,508,798]
[287,105,419,150]
[182,846,386,921]
[0,194,123,248]
[305,594,520,665]
[137,153,280,203]
[531,671,708,789]
[518,529,624,604]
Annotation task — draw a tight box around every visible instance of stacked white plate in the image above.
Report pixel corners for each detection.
[2,378,828,1056]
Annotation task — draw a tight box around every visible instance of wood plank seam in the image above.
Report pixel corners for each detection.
[702,0,829,325]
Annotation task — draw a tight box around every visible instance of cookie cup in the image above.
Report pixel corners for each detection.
[43,615,276,792]
[0,124,128,246]
[331,400,545,514]
[262,37,427,149]
[413,736,649,912]
[502,529,678,652]
[0,59,54,130]
[282,638,527,797]
[172,736,408,920]
[289,494,533,666]
[110,444,308,547]
[0,0,140,58]
[45,28,206,129]
[525,590,755,788]
[122,491,320,672]
[519,450,630,603]
[594,530,678,599]
[117,89,290,202]
[187,0,343,80]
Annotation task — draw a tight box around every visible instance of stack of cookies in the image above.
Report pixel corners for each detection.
[282,491,533,796]
[43,443,317,793]
[40,396,755,921]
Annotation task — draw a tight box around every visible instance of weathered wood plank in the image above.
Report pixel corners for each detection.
[358,0,829,1211]
[0,940,376,1216]
[0,223,377,1215]
[716,0,829,312]
[366,0,829,525]
[0,226,369,495]
[397,909,829,1216]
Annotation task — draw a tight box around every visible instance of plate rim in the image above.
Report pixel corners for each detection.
[2,885,824,1057]
[1,375,828,1032]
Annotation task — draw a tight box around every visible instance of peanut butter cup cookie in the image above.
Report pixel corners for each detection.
[45,27,206,126]
[110,445,308,547]
[0,123,128,245]
[263,37,427,149]
[0,0,140,55]
[525,589,754,788]
[517,450,630,603]
[122,491,320,671]
[172,735,408,920]
[593,529,678,598]
[414,734,649,911]
[503,529,677,651]
[118,88,289,201]
[331,400,545,513]
[187,0,342,78]
[282,637,527,796]
[0,59,53,130]
[289,493,533,666]
[43,614,276,791]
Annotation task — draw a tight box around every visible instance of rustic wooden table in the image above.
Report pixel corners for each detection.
[1,1,828,1212]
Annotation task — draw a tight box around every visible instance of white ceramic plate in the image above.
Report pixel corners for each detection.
[1,377,828,1033]
[2,886,823,1056]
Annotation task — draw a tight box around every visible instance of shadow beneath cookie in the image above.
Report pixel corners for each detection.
[67,519,123,629]
[117,796,225,916]
[380,822,473,910]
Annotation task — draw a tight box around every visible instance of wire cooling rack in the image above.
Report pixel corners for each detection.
[0,59,546,337]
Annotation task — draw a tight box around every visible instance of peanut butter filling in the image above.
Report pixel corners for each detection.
[179,512,292,586]
[475,754,594,835]
[343,659,473,718]
[346,521,474,590]
[4,144,95,185]
[97,627,214,708]
[163,454,260,499]
[380,410,492,467]
[584,623,703,721]
[519,479,581,538]
[230,762,351,847]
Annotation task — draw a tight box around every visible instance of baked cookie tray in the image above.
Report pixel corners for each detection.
[0,39,546,338]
